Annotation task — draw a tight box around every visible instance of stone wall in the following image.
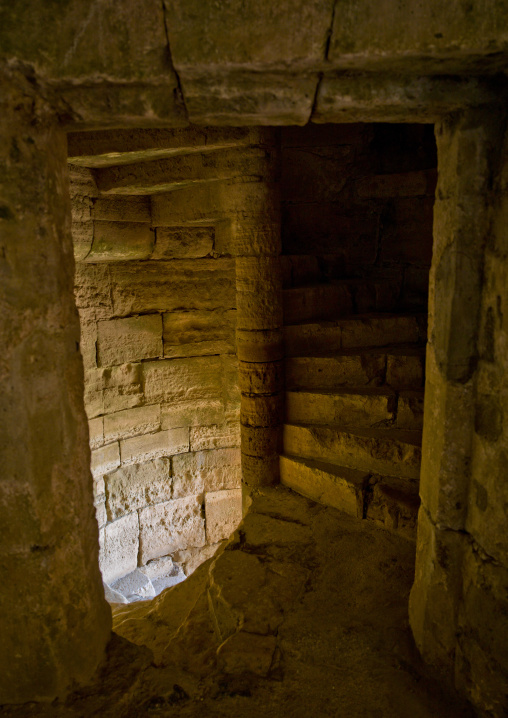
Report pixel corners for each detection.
[281,123,437,309]
[71,166,243,586]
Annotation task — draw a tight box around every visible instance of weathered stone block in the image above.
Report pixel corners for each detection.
[161,400,225,429]
[88,417,104,450]
[205,489,243,543]
[86,221,153,262]
[236,256,283,331]
[92,196,151,223]
[91,442,120,478]
[74,263,113,320]
[397,391,425,430]
[386,352,424,389]
[162,309,236,358]
[103,404,160,443]
[111,569,155,601]
[172,448,242,498]
[241,393,283,428]
[153,226,214,259]
[239,360,284,394]
[138,496,206,563]
[102,363,143,413]
[110,259,235,315]
[190,422,241,451]
[105,458,172,521]
[143,356,223,405]
[97,314,163,367]
[217,632,277,677]
[120,428,189,465]
[99,512,139,584]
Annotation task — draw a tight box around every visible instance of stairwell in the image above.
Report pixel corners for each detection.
[280,277,427,539]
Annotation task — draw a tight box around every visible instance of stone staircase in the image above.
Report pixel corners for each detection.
[280,278,427,539]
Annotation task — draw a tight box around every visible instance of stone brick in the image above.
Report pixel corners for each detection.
[143,356,223,404]
[102,363,143,413]
[152,226,214,259]
[97,314,163,367]
[88,417,104,449]
[92,196,151,223]
[78,319,97,370]
[138,496,206,563]
[162,309,236,358]
[110,259,235,315]
[161,400,225,429]
[91,442,120,478]
[120,428,189,465]
[205,489,243,543]
[172,448,242,498]
[105,458,172,521]
[74,263,113,320]
[190,422,241,451]
[99,512,139,584]
[103,404,160,443]
[86,221,154,262]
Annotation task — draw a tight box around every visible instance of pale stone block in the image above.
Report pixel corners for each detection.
[153,226,214,259]
[103,404,160,443]
[105,458,172,521]
[91,442,120,478]
[190,422,241,451]
[97,314,163,367]
[111,569,155,601]
[99,512,139,584]
[205,489,243,543]
[139,555,174,579]
[162,309,236,358]
[120,428,189,465]
[103,583,128,605]
[161,400,225,429]
[102,364,143,413]
[138,496,206,563]
[88,416,104,449]
[143,356,223,404]
[172,447,242,498]
[110,259,235,315]
[94,499,107,529]
[93,477,105,499]
[86,221,154,262]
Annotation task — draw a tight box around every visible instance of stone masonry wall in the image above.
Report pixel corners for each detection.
[281,123,437,310]
[71,166,242,586]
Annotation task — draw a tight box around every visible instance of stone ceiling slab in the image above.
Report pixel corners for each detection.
[163,0,334,68]
[328,0,508,74]
[179,71,320,126]
[312,74,505,124]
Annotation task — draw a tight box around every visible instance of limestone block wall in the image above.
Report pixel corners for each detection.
[280,123,437,309]
[71,168,242,585]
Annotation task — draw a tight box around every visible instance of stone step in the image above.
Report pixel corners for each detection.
[286,388,424,431]
[286,388,397,428]
[280,454,420,539]
[280,454,367,518]
[284,313,427,357]
[285,343,425,392]
[283,423,421,480]
[283,279,398,324]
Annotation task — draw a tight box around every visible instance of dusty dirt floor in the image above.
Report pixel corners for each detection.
[0,487,475,718]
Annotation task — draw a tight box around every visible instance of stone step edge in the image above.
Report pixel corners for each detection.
[280,454,420,539]
[284,421,423,447]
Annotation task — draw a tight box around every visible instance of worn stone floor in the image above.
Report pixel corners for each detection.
[0,487,475,718]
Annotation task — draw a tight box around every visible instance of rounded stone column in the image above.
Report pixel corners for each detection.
[234,141,283,488]
[0,70,111,703]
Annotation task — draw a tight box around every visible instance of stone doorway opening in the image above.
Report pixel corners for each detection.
[70,122,436,603]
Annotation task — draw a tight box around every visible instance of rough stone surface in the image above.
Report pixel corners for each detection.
[153,226,214,259]
[120,428,189,465]
[103,404,160,443]
[205,489,243,544]
[100,512,139,584]
[97,314,163,367]
[138,496,206,564]
[105,458,172,521]
[172,448,242,498]
[91,442,121,478]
